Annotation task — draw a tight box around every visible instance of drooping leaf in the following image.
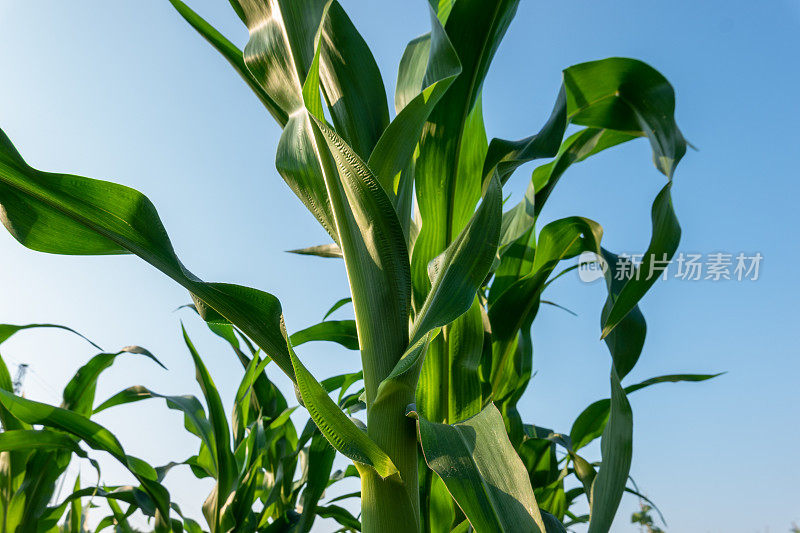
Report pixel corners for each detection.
[0,323,101,351]
[570,373,721,452]
[0,129,297,382]
[601,185,680,339]
[563,58,686,178]
[62,346,166,417]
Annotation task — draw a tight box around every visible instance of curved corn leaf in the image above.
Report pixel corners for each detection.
[489,57,686,189]
[600,185,680,339]
[322,297,352,320]
[570,373,722,452]
[482,88,567,185]
[411,402,546,533]
[0,128,296,382]
[290,320,359,350]
[315,504,362,531]
[0,323,102,351]
[62,346,166,417]
[564,58,686,178]
[531,128,637,219]
[93,386,215,466]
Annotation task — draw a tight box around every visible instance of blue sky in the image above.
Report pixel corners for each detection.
[0,0,797,531]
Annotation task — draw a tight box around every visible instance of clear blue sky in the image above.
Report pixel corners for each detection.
[0,1,797,531]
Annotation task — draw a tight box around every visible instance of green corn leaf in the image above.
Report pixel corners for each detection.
[412,0,519,308]
[368,4,460,192]
[482,87,567,185]
[61,346,166,417]
[444,297,484,422]
[586,369,631,533]
[0,429,85,455]
[323,297,352,320]
[107,498,136,533]
[490,57,687,189]
[304,110,411,406]
[181,326,238,530]
[564,58,686,179]
[289,345,398,479]
[232,352,271,444]
[313,1,389,161]
[0,323,102,350]
[315,504,362,531]
[93,386,216,472]
[64,475,83,533]
[411,174,501,345]
[600,185,680,339]
[290,320,359,350]
[0,128,297,382]
[166,0,287,125]
[295,431,337,533]
[0,390,173,528]
[411,402,546,533]
[570,373,722,452]
[237,0,391,239]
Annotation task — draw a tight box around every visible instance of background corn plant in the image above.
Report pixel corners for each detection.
[0,320,364,532]
[0,0,706,531]
[0,323,169,532]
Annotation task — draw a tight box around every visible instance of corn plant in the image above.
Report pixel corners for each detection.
[91,318,363,532]
[0,323,167,532]
[0,320,362,532]
[0,0,704,531]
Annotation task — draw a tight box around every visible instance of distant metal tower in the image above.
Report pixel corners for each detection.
[12,364,28,395]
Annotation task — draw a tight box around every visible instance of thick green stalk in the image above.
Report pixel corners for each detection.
[362,392,420,533]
